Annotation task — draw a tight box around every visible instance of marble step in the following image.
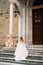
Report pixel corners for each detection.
[0,47,43,65]
[0,54,15,58]
[26,55,43,60]
[0,57,43,64]
[1,47,43,53]
[0,55,43,61]
[27,45,43,48]
[0,53,43,60]
[0,52,43,59]
[1,48,15,53]
[0,48,43,58]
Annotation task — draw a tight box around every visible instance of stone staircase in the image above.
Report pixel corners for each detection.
[0,45,43,65]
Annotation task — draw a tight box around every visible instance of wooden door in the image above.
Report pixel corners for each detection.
[32,8,43,45]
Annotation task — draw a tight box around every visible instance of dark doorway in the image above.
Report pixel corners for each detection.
[32,8,43,45]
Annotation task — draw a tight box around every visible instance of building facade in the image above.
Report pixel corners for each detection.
[0,0,43,48]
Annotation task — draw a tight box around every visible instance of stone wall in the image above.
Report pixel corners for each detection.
[13,16,18,46]
[0,0,33,48]
[0,14,18,47]
[0,14,9,43]
[0,9,32,47]
[0,0,18,47]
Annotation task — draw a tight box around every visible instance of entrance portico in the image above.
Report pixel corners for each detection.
[8,0,32,46]
[0,0,33,48]
[9,0,21,36]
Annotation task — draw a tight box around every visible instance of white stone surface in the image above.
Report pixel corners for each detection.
[18,15,22,41]
[22,7,26,42]
[9,3,13,35]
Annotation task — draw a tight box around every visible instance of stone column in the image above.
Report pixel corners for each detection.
[25,8,29,44]
[18,15,22,41]
[9,2,14,35]
[22,7,26,42]
[28,8,32,45]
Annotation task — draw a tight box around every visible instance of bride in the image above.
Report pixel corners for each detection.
[14,37,28,61]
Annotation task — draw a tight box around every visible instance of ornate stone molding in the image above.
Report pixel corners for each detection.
[9,0,21,14]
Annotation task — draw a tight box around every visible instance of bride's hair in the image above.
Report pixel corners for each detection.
[20,37,24,42]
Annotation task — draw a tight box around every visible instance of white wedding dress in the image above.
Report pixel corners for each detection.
[14,42,28,61]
